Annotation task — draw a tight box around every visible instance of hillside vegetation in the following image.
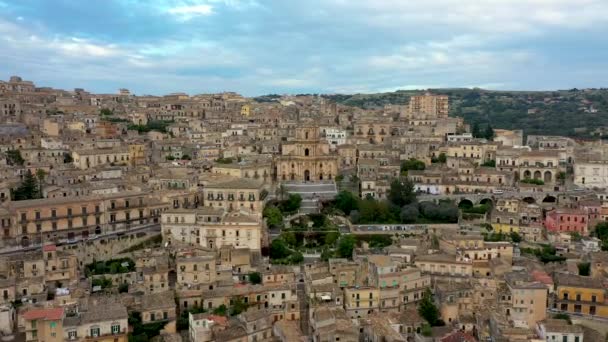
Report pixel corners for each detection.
[323,88,608,138]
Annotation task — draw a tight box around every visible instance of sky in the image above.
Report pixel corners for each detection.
[1,0,608,96]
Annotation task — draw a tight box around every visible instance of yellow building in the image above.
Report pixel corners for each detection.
[407,93,449,118]
[414,254,473,281]
[555,273,608,317]
[240,104,251,117]
[176,249,217,289]
[72,147,130,169]
[343,286,380,319]
[505,272,548,328]
[128,143,147,166]
[23,307,64,342]
[202,178,265,215]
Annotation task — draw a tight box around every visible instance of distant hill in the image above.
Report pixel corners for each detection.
[322,88,608,138]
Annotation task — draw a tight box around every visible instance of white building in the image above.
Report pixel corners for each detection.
[574,160,608,189]
[321,127,347,149]
[446,133,473,143]
[0,304,14,335]
[536,319,583,342]
[161,208,262,251]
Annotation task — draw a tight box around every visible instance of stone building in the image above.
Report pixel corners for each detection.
[276,124,338,182]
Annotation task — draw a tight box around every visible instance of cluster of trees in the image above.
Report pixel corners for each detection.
[593,222,608,250]
[91,277,113,289]
[521,178,544,185]
[263,194,303,229]
[483,231,522,243]
[471,122,495,140]
[127,120,174,134]
[166,155,191,161]
[577,262,591,276]
[248,272,262,284]
[430,153,447,164]
[400,158,425,175]
[269,235,304,264]
[215,157,235,164]
[129,311,167,342]
[481,160,496,167]
[520,244,566,263]
[85,258,135,276]
[6,150,24,166]
[332,179,458,225]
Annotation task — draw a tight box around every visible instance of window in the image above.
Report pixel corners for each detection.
[68,330,77,340]
[90,327,100,337]
[111,324,120,334]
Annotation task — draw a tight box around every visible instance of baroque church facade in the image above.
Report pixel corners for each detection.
[277,124,339,182]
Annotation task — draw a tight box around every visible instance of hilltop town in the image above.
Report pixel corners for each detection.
[1,75,608,341]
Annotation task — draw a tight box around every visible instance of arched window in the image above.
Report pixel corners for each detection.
[305,148,310,156]
[305,131,309,139]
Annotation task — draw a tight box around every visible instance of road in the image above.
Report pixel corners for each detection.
[0,223,161,256]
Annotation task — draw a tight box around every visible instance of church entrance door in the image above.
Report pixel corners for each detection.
[304,170,310,181]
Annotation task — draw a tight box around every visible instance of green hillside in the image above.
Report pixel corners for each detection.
[323,88,608,138]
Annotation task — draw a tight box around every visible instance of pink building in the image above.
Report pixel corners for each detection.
[544,209,589,235]
[579,199,601,228]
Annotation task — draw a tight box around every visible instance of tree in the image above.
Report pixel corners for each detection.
[13,170,40,201]
[510,232,522,243]
[230,297,248,316]
[100,108,113,116]
[263,206,283,228]
[484,124,495,140]
[320,247,333,261]
[248,272,262,285]
[269,238,291,259]
[63,152,73,163]
[578,262,591,276]
[324,231,340,246]
[593,222,608,250]
[472,122,481,138]
[281,194,302,213]
[557,171,567,184]
[553,313,572,324]
[213,305,228,316]
[36,169,46,198]
[290,251,304,264]
[6,150,24,166]
[349,210,360,224]
[437,153,447,164]
[337,235,356,259]
[400,204,419,223]
[418,288,440,326]
[281,231,297,247]
[400,159,425,174]
[181,154,191,160]
[481,160,496,167]
[334,190,359,215]
[388,177,416,207]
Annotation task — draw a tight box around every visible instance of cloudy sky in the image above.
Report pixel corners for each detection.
[1,0,607,96]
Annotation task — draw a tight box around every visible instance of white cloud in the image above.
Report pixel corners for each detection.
[324,0,608,33]
[167,4,213,20]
